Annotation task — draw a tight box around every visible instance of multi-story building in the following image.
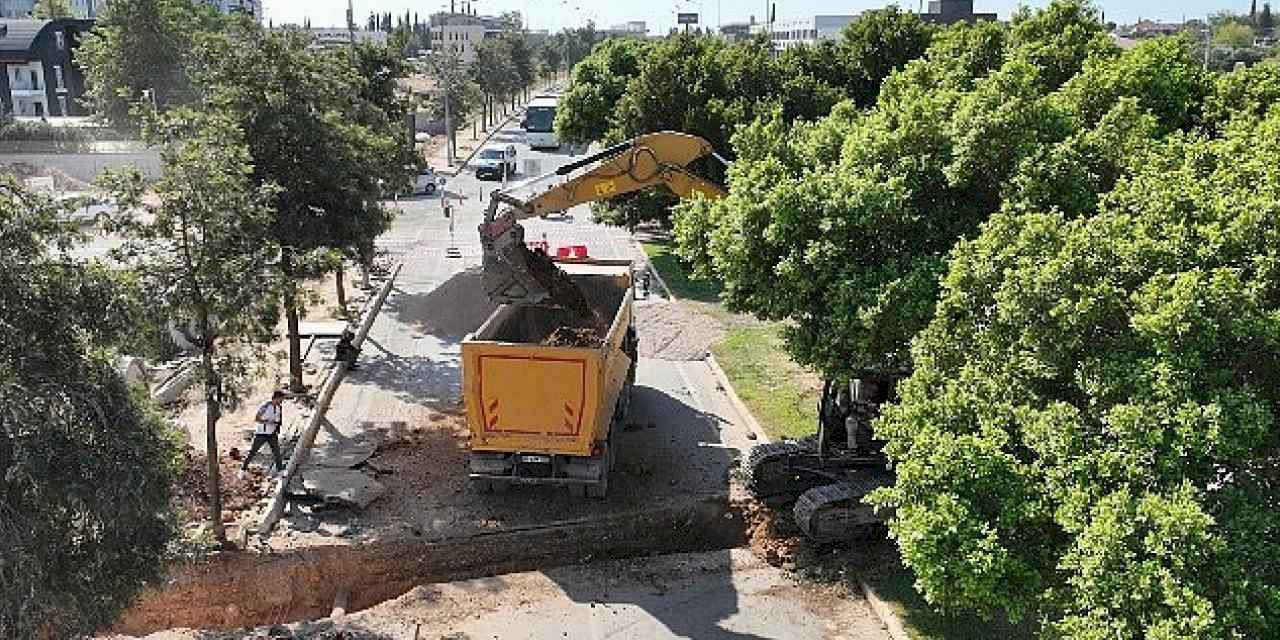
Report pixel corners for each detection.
[0,18,93,117]
[430,13,486,64]
[750,15,858,51]
[918,0,996,25]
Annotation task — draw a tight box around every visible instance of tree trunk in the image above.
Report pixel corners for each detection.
[480,93,488,132]
[335,265,347,318]
[282,253,305,392]
[198,308,225,544]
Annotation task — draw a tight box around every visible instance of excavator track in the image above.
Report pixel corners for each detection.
[742,439,825,506]
[793,471,893,545]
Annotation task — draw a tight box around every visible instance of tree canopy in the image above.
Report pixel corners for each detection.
[668,1,1280,636]
[77,0,230,128]
[0,180,180,638]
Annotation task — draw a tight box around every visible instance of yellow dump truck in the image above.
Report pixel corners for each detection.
[463,259,638,498]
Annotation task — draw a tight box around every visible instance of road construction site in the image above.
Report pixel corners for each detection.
[99,121,897,639]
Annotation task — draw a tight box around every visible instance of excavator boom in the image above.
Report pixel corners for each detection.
[480,131,727,308]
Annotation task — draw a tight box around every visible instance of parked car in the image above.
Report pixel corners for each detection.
[415,166,439,195]
[474,144,517,180]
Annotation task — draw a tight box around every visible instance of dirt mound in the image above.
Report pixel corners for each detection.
[633,300,725,360]
[739,496,804,568]
[399,267,497,339]
[174,447,270,522]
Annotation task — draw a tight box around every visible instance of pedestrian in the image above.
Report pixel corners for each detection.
[242,390,286,476]
[334,329,361,370]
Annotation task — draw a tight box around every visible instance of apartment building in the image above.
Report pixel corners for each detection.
[0,18,92,117]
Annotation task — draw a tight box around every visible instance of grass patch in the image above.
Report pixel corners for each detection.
[640,239,722,303]
[710,324,821,441]
[860,546,1038,640]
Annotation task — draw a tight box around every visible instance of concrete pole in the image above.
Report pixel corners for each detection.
[258,262,403,534]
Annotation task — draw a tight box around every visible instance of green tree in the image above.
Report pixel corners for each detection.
[100,111,280,545]
[1214,21,1256,48]
[77,0,228,128]
[0,178,180,638]
[1262,3,1274,31]
[31,0,72,18]
[838,6,934,106]
[1008,0,1114,92]
[472,36,517,127]
[554,37,651,145]
[193,24,404,391]
[538,40,562,80]
[871,110,1280,639]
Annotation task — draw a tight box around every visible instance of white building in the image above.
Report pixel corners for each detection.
[430,13,486,64]
[304,28,389,50]
[749,14,859,51]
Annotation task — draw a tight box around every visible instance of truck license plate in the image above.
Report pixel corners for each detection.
[521,455,551,464]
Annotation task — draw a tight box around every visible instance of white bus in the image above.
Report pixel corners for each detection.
[523,95,559,150]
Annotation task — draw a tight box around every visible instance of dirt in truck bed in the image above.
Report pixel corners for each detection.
[480,271,624,348]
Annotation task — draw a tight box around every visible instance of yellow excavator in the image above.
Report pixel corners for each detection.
[479,131,728,311]
[464,132,727,497]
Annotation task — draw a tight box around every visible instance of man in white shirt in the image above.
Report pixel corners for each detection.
[241,390,286,474]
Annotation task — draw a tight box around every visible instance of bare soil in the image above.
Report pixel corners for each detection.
[174,448,271,522]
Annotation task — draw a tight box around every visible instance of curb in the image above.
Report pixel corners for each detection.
[705,352,771,444]
[859,579,911,640]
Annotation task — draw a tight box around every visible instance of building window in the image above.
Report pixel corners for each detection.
[55,31,65,50]
[30,70,39,90]
[58,96,67,116]
[53,65,63,89]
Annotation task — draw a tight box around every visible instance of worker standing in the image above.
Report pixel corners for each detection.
[242,390,286,475]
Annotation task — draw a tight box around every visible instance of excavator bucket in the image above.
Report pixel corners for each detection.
[479,216,598,321]
[479,217,552,306]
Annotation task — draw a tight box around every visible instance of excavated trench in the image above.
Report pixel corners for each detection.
[113,495,749,635]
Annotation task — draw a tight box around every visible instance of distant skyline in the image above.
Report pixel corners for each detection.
[262,0,1254,34]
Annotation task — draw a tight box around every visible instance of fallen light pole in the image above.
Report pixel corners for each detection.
[258,262,403,534]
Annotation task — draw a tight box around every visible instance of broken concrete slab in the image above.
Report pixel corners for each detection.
[300,469,386,510]
[306,431,379,469]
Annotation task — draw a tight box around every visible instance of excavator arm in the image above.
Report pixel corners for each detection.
[479,131,728,308]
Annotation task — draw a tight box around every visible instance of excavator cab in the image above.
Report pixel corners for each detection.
[478,132,728,308]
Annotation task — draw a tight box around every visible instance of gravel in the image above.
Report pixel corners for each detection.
[633,299,725,361]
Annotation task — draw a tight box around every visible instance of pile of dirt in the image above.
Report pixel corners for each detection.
[399,267,497,339]
[174,447,270,522]
[740,496,805,568]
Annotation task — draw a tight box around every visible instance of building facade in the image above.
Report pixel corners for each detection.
[430,13,486,64]
[0,18,93,117]
[304,28,389,50]
[750,14,858,51]
[919,0,996,25]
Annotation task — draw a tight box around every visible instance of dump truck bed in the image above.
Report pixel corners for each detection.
[463,260,635,459]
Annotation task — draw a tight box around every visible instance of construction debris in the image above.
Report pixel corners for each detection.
[301,469,386,510]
